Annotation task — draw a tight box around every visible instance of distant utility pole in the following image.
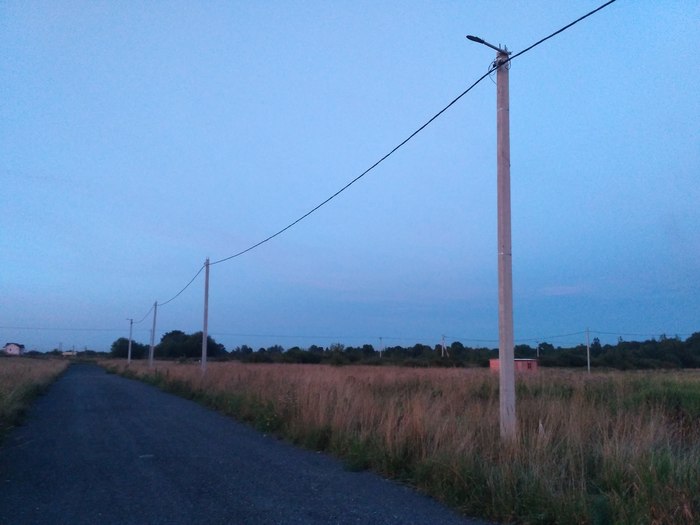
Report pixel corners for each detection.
[127,318,133,365]
[586,327,591,373]
[467,34,517,440]
[201,258,210,373]
[148,301,158,368]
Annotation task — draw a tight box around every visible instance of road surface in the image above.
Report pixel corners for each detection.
[0,363,490,524]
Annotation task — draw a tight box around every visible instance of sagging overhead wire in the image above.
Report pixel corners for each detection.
[516,331,588,343]
[135,0,618,317]
[210,0,617,267]
[158,263,205,307]
[134,305,154,324]
[210,69,495,266]
[506,0,617,65]
[130,264,204,324]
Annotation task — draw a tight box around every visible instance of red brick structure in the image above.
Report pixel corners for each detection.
[489,358,538,372]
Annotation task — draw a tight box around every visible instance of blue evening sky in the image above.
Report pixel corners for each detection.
[2,1,698,352]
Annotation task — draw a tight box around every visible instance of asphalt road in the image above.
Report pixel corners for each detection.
[0,364,490,525]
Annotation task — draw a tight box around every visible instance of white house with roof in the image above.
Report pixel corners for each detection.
[3,343,25,356]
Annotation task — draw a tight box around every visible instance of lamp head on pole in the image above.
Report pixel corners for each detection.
[466,34,511,55]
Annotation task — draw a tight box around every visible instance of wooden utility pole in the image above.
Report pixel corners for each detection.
[467,35,517,440]
[201,258,210,373]
[148,301,158,368]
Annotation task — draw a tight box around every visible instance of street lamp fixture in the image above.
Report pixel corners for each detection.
[466,35,511,55]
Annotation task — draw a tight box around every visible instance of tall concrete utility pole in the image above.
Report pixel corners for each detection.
[127,318,133,365]
[201,258,210,373]
[149,301,158,368]
[467,35,517,440]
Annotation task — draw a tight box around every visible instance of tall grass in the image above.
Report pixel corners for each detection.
[103,361,700,524]
[0,357,69,439]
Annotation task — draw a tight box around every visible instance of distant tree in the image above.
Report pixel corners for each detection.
[361,344,375,357]
[134,333,700,369]
[327,343,347,365]
[383,345,406,360]
[685,333,700,356]
[514,344,535,358]
[449,342,465,359]
[110,337,147,359]
[197,333,226,358]
[283,346,322,364]
[409,344,432,359]
[248,350,273,363]
[155,330,225,359]
[308,345,324,355]
[537,342,555,355]
[342,346,359,362]
[329,343,345,353]
[283,347,305,363]
[156,330,189,358]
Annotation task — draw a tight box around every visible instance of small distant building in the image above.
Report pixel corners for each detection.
[3,343,25,356]
[489,358,538,372]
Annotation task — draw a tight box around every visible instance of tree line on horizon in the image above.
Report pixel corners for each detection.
[110,331,700,370]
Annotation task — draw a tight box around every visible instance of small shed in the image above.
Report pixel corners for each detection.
[489,358,538,372]
[3,343,25,356]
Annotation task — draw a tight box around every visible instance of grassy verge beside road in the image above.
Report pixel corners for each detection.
[0,357,69,440]
[101,360,700,524]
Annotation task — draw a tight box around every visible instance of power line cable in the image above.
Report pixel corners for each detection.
[444,335,499,344]
[128,264,204,322]
[590,330,693,339]
[210,70,495,266]
[134,304,154,324]
[210,0,617,267]
[505,0,617,65]
[158,264,205,307]
[517,331,587,342]
[129,0,619,328]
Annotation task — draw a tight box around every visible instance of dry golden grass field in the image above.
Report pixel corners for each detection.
[0,357,69,438]
[104,360,699,524]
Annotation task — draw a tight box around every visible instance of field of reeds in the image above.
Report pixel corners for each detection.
[0,357,69,439]
[102,360,700,524]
